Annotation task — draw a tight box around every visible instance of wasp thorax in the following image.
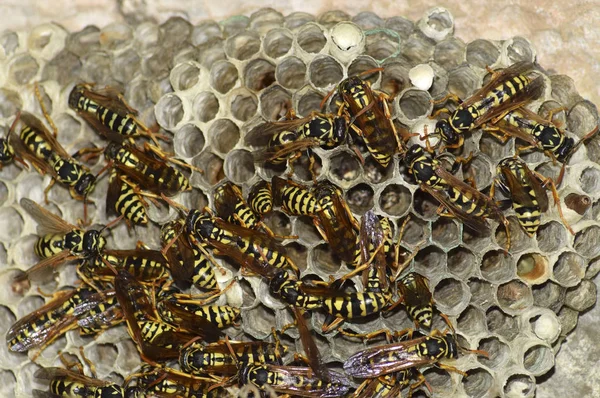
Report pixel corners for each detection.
[73,172,96,197]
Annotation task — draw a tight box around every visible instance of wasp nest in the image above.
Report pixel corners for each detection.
[0,7,598,398]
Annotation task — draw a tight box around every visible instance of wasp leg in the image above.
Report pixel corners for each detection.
[321,316,345,334]
[144,142,202,174]
[285,150,303,179]
[43,179,56,204]
[378,93,406,154]
[431,92,463,106]
[535,172,575,235]
[337,328,395,342]
[34,82,58,137]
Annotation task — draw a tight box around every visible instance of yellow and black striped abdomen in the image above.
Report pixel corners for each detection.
[323,291,391,319]
[277,185,320,216]
[474,75,530,117]
[248,181,272,215]
[109,171,148,225]
[190,245,218,290]
[20,126,53,160]
[513,201,541,236]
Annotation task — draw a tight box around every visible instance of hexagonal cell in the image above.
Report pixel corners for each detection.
[292,152,322,182]
[0,89,22,120]
[399,215,428,247]
[329,150,361,184]
[81,51,112,84]
[466,39,500,69]
[362,155,393,185]
[422,367,452,394]
[457,305,487,335]
[469,278,495,309]
[297,24,327,54]
[564,192,592,216]
[284,12,315,30]
[209,119,240,155]
[557,306,579,336]
[192,151,224,186]
[275,57,306,90]
[365,30,400,61]
[8,53,39,85]
[346,183,374,215]
[503,36,536,64]
[564,279,596,312]
[155,93,185,131]
[447,246,476,279]
[99,22,133,51]
[296,87,324,117]
[223,149,254,185]
[229,89,258,122]
[311,242,342,274]
[574,225,600,258]
[262,28,293,59]
[414,246,447,280]
[225,31,260,60]
[479,133,513,159]
[209,60,238,94]
[497,279,533,314]
[259,85,292,121]
[348,56,380,85]
[308,56,343,88]
[294,216,322,245]
[568,100,598,138]
[434,37,466,70]
[517,253,549,285]
[432,218,460,248]
[412,188,439,220]
[579,166,600,195]
[529,311,561,343]
[478,335,509,369]
[536,221,567,253]
[378,184,411,216]
[552,251,585,288]
[397,89,432,122]
[522,343,554,376]
[352,11,384,29]
[462,367,494,397]
[282,241,308,273]
[447,65,480,100]
[433,277,470,315]
[481,250,513,283]
[0,207,23,243]
[532,280,565,312]
[242,304,276,338]
[486,307,519,341]
[174,123,205,158]
[503,373,535,397]
[190,20,222,48]
[192,91,220,123]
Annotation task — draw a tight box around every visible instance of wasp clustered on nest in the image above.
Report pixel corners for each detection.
[0,7,598,398]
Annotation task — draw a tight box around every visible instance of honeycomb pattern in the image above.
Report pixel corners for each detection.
[0,7,598,398]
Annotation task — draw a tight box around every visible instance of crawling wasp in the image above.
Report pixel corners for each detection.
[161,219,219,291]
[33,366,125,398]
[239,363,351,398]
[104,140,191,197]
[313,180,360,267]
[272,176,321,217]
[247,180,273,215]
[7,286,118,357]
[396,272,434,329]
[69,83,165,145]
[14,198,109,286]
[88,247,169,282]
[10,112,96,202]
[106,168,148,226]
[430,61,543,150]
[485,106,599,184]
[493,157,573,235]
[405,145,511,249]
[322,69,406,168]
[245,110,348,177]
[127,365,224,397]
[344,329,477,379]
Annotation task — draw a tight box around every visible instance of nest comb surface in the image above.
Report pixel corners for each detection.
[0,7,598,398]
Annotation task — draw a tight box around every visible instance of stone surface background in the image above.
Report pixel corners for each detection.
[1,1,599,396]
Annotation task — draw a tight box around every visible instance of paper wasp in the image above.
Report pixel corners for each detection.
[7,287,117,357]
[104,140,191,197]
[485,106,599,184]
[127,365,224,398]
[493,157,574,236]
[321,69,406,168]
[311,180,361,267]
[87,248,169,282]
[404,145,511,249]
[429,61,543,151]
[344,329,478,379]
[10,112,96,202]
[272,176,321,217]
[69,82,165,145]
[114,270,224,363]
[247,180,273,215]
[106,168,148,226]
[245,110,348,177]
[14,198,109,286]
[33,366,125,398]
[239,363,351,398]
[160,219,218,291]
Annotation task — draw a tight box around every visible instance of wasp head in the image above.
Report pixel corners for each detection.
[68,85,85,110]
[82,230,105,257]
[435,119,461,147]
[0,139,14,163]
[404,144,425,167]
[73,172,96,198]
[554,136,575,163]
